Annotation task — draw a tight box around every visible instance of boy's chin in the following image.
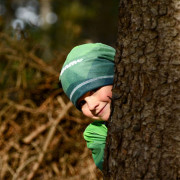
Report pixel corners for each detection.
[101,113,111,121]
[94,115,110,121]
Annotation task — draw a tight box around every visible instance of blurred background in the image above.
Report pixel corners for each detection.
[0,0,119,179]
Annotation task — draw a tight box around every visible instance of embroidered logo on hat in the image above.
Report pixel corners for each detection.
[60,58,83,76]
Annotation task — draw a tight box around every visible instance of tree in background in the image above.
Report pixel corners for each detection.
[104,0,180,179]
[0,0,119,51]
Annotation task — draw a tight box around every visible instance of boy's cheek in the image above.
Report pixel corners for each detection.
[81,109,91,118]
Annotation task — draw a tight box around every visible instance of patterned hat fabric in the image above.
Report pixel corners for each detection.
[59,43,115,110]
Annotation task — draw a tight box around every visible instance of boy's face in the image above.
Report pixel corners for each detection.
[77,85,113,121]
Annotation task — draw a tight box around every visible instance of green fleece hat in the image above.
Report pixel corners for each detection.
[59,43,115,110]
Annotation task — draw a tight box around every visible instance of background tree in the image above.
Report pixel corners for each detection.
[104,0,180,179]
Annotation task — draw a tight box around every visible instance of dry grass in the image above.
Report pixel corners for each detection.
[0,33,103,180]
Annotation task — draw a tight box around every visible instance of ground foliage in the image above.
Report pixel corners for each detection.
[0,33,103,180]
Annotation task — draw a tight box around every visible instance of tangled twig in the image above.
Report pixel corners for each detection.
[27,102,73,180]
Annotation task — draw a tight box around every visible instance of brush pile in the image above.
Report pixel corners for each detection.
[0,33,102,180]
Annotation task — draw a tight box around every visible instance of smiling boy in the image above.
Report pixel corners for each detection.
[78,85,113,121]
[60,43,115,170]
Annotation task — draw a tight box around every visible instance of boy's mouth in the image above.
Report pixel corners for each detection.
[97,104,107,116]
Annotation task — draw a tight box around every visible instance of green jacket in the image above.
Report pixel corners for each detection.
[83,121,107,170]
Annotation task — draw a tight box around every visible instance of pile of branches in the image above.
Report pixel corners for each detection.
[0,33,102,180]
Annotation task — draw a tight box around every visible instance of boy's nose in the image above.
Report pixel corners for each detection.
[85,96,99,111]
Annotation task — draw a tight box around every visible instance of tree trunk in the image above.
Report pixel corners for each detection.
[39,0,52,29]
[104,0,180,179]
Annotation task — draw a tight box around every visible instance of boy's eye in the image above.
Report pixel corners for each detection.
[79,100,86,107]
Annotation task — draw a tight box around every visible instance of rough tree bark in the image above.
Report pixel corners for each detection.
[104,0,180,179]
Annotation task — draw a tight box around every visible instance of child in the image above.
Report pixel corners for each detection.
[59,43,115,170]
